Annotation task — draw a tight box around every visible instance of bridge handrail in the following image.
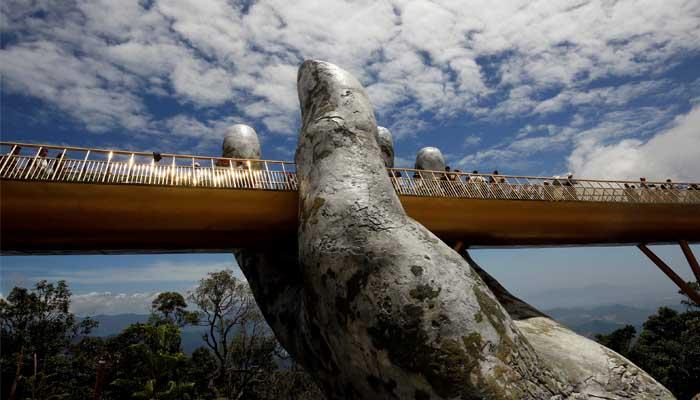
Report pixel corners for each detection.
[1,142,698,204]
[0,141,296,165]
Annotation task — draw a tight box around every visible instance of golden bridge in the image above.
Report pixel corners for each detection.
[2,141,699,301]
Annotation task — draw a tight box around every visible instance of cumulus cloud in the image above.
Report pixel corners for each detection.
[71,291,158,315]
[1,259,245,315]
[42,261,235,285]
[533,80,670,115]
[568,106,700,181]
[0,41,149,132]
[2,0,699,139]
[171,58,234,106]
[463,135,482,147]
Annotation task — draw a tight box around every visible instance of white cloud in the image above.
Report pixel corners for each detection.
[0,41,150,132]
[455,103,681,176]
[568,106,700,181]
[463,134,482,147]
[1,0,699,140]
[71,291,158,316]
[394,155,414,169]
[171,58,234,106]
[44,261,234,285]
[456,149,520,171]
[533,80,669,115]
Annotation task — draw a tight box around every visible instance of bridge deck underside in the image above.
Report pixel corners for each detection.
[2,180,699,254]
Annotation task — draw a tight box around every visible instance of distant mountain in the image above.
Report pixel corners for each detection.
[543,303,683,337]
[85,313,149,336]
[521,284,683,310]
[82,303,683,352]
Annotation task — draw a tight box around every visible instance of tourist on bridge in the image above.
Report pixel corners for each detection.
[470,170,489,198]
[489,170,505,198]
[452,169,467,196]
[488,170,498,184]
[623,183,639,202]
[562,173,577,200]
[642,177,657,192]
[215,158,230,167]
[440,166,450,181]
[26,148,52,178]
[469,170,486,183]
[563,173,575,186]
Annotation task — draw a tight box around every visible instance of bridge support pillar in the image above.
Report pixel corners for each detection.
[679,240,700,281]
[638,243,700,305]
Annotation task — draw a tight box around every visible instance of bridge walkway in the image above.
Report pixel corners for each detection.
[1,141,698,255]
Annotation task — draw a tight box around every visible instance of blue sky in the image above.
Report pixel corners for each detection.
[1,0,699,315]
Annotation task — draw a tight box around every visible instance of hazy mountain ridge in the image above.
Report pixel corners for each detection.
[82,303,686,349]
[522,283,685,310]
[543,303,685,337]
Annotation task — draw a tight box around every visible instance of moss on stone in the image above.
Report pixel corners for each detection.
[410,284,441,301]
[462,332,483,357]
[308,196,326,225]
[410,265,424,276]
[473,286,515,363]
[474,312,483,323]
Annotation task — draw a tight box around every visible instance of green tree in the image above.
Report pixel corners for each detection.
[107,322,195,399]
[0,280,96,400]
[150,292,198,328]
[630,307,700,399]
[679,280,700,311]
[594,324,636,357]
[185,347,218,399]
[129,324,194,399]
[596,286,700,399]
[189,269,285,398]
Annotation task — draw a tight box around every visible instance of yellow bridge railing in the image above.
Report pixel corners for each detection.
[2,142,699,204]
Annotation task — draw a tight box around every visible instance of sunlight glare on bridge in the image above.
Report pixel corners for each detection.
[1,141,699,255]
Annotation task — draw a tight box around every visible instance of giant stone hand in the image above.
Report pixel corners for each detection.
[232,60,674,399]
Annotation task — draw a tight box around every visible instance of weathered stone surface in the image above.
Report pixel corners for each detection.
[415,147,445,171]
[464,251,675,399]
[223,124,261,159]
[377,126,395,168]
[293,60,570,399]
[230,61,674,399]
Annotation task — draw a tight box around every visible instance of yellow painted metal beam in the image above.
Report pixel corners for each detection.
[2,180,699,254]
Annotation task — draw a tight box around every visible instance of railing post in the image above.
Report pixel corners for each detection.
[24,147,43,179]
[191,157,196,186]
[280,162,287,190]
[170,156,176,186]
[125,154,134,183]
[210,158,215,187]
[148,159,155,185]
[245,160,252,188]
[264,161,271,189]
[76,150,90,181]
[229,159,236,189]
[50,149,67,180]
[102,151,113,182]
[0,144,18,176]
